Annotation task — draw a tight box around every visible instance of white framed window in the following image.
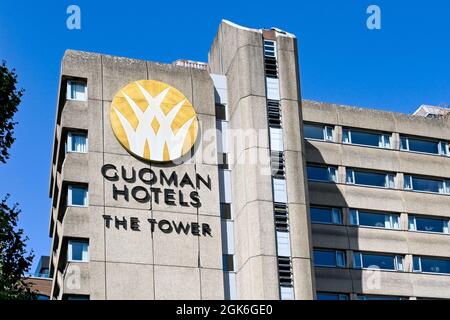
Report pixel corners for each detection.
[68,240,89,262]
[273,178,287,203]
[404,175,450,194]
[269,127,284,151]
[413,256,450,274]
[307,164,338,183]
[314,249,346,268]
[67,80,87,101]
[304,124,334,142]
[342,128,391,149]
[67,185,88,207]
[349,209,400,229]
[263,40,277,58]
[346,168,395,188]
[400,136,449,156]
[66,132,87,153]
[353,252,404,271]
[216,120,229,154]
[408,215,450,234]
[219,169,232,203]
[276,231,291,257]
[310,206,343,225]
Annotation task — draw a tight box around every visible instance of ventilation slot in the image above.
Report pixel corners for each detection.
[274,203,289,232]
[267,100,281,128]
[271,151,286,178]
[264,40,278,78]
[277,256,293,287]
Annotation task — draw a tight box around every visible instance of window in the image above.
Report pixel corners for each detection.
[223,254,235,272]
[314,249,346,268]
[273,178,287,203]
[349,209,399,229]
[400,136,449,156]
[68,240,89,262]
[346,169,395,188]
[310,206,343,225]
[66,132,87,153]
[404,175,450,194]
[357,295,404,300]
[307,164,337,183]
[64,294,90,300]
[304,124,333,141]
[343,128,391,148]
[413,256,450,274]
[316,292,349,300]
[67,185,88,207]
[409,215,449,234]
[67,80,87,101]
[353,252,404,271]
[220,203,232,219]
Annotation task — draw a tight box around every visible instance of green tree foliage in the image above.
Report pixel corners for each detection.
[0,60,24,163]
[0,195,35,299]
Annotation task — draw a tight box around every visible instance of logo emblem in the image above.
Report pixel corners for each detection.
[110,80,199,162]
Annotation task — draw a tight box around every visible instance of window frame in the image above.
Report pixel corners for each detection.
[307,164,338,183]
[67,240,89,262]
[353,251,404,271]
[313,249,346,268]
[66,80,87,101]
[349,209,400,230]
[303,123,334,142]
[346,168,395,189]
[342,128,391,149]
[66,132,88,154]
[404,174,450,194]
[400,135,449,156]
[310,206,343,225]
[408,215,450,234]
[413,256,450,275]
[316,292,350,300]
[67,185,89,207]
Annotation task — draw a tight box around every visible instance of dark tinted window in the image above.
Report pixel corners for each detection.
[304,124,324,140]
[361,253,395,270]
[350,130,380,146]
[354,171,386,187]
[421,257,450,274]
[415,217,445,233]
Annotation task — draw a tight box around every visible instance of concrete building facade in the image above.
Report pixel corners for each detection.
[47,20,450,300]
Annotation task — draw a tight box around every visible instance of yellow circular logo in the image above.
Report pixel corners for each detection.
[110,80,198,162]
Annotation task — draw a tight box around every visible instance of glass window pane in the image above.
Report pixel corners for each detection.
[325,127,333,141]
[361,253,395,270]
[342,129,350,143]
[420,257,450,274]
[69,134,86,152]
[310,207,333,224]
[358,295,403,300]
[317,293,348,300]
[314,250,339,267]
[407,138,439,154]
[70,186,87,206]
[413,256,421,271]
[307,165,334,182]
[411,177,442,193]
[349,130,380,147]
[400,137,408,150]
[70,241,87,261]
[304,124,325,140]
[358,211,387,228]
[415,217,445,233]
[353,171,387,187]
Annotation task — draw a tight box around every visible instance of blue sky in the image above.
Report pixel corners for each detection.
[0,0,449,271]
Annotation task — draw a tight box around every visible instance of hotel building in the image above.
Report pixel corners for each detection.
[47,20,450,300]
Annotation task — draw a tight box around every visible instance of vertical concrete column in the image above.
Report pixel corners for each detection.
[208,21,279,299]
[276,34,315,299]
